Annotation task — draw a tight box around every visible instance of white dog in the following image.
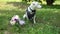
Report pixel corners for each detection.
[10,15,25,25]
[23,1,42,23]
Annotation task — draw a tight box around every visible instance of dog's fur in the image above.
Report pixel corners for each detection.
[23,1,42,23]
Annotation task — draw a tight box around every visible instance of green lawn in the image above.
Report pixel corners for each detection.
[0,0,22,2]
[0,0,60,34]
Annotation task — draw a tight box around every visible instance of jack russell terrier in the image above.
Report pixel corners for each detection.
[23,1,42,23]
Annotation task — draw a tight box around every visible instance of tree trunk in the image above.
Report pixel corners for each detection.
[46,0,55,5]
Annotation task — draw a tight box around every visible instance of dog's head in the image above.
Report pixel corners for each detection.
[10,15,19,25]
[30,1,42,9]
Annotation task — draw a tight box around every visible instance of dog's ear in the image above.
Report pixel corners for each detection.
[31,1,35,5]
[32,1,38,6]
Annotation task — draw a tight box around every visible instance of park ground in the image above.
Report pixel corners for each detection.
[0,0,60,34]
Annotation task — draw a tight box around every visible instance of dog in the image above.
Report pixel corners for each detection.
[10,15,25,25]
[23,1,42,23]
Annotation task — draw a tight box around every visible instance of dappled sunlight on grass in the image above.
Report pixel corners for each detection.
[0,4,18,10]
[0,0,22,2]
[0,1,60,34]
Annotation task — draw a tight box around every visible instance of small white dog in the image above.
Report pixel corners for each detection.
[10,15,25,25]
[23,1,42,23]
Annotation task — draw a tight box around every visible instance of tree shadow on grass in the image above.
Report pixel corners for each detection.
[42,5,60,9]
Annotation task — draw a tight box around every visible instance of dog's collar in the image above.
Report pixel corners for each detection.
[29,7,36,12]
[29,7,33,11]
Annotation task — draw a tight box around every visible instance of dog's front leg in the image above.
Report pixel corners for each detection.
[23,13,28,20]
[33,15,36,24]
[23,14,26,19]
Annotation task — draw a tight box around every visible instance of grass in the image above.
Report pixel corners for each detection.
[0,0,22,2]
[0,0,60,34]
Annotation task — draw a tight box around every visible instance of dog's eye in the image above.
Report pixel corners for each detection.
[33,4,35,5]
